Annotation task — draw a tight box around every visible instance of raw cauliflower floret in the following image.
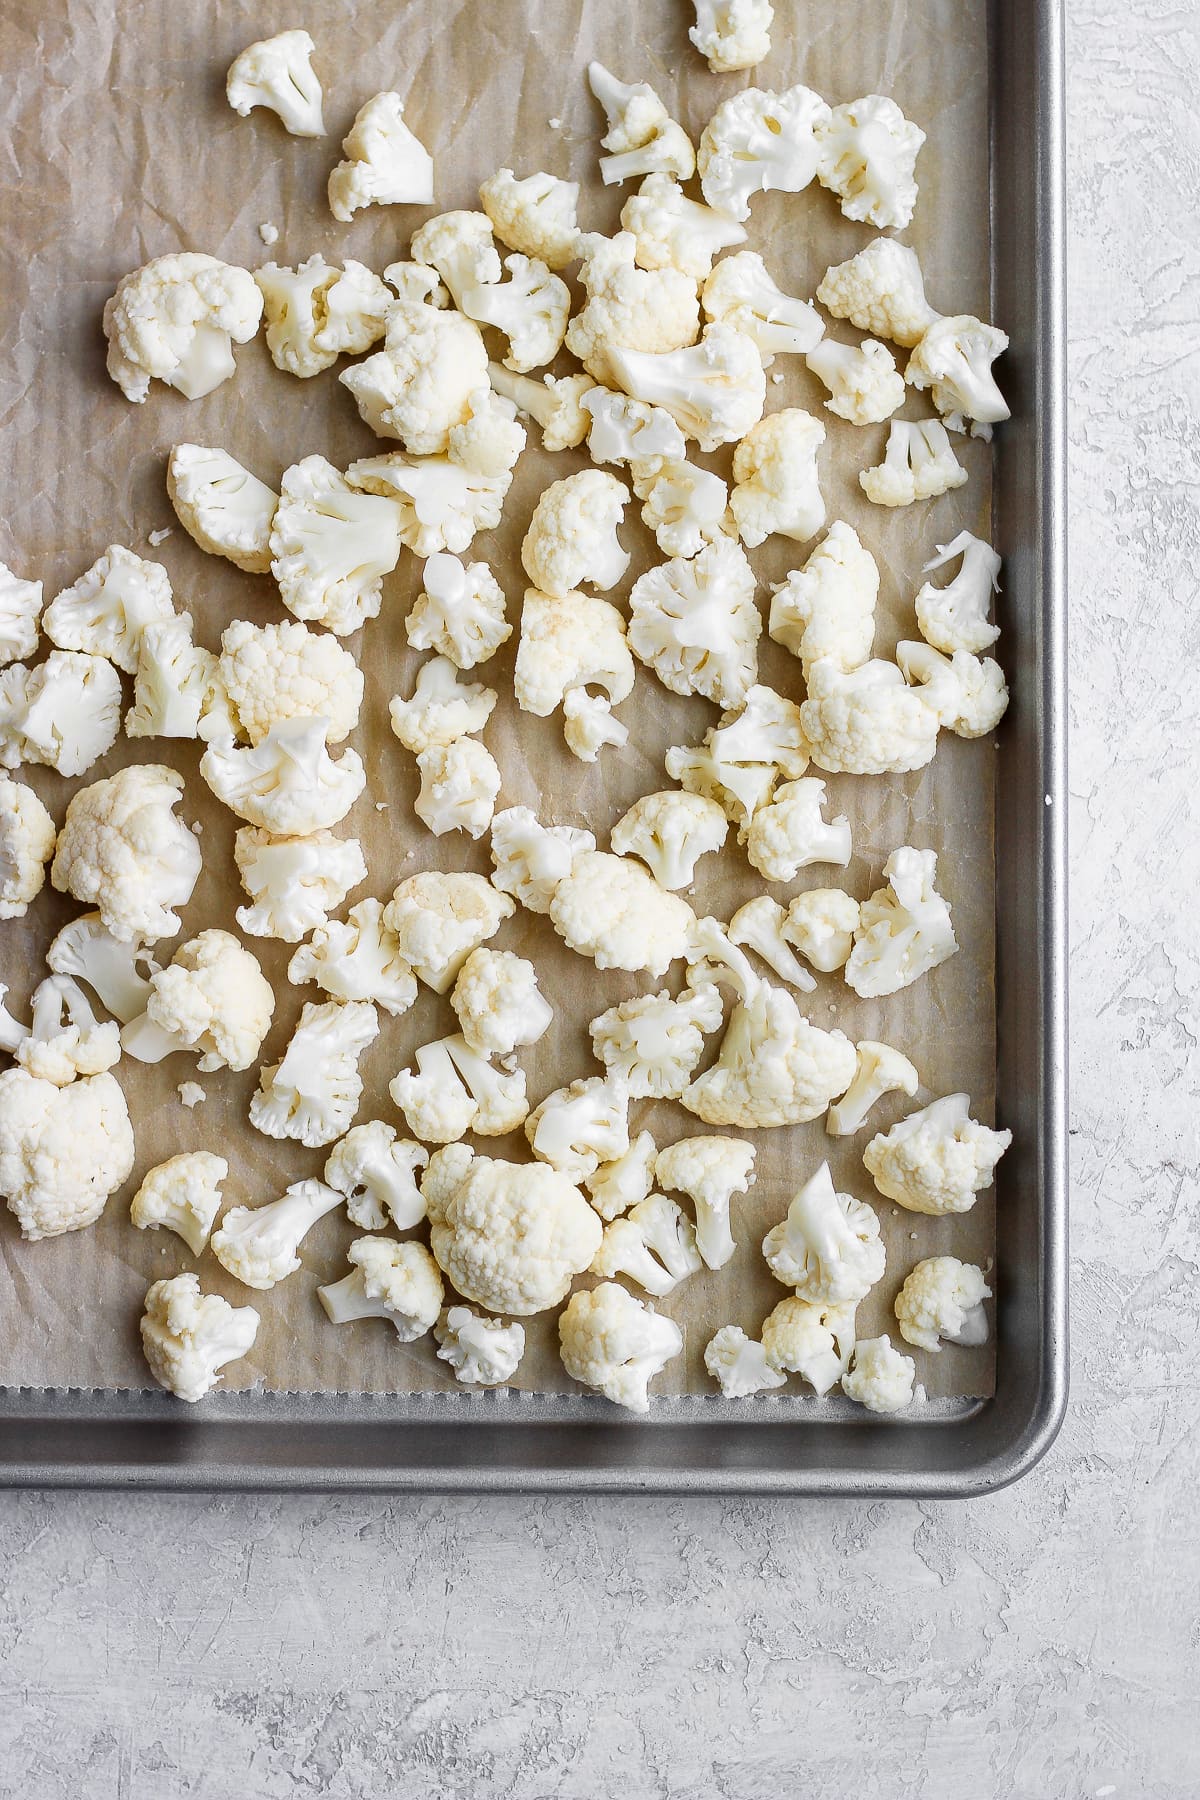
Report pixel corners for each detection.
[1,651,122,777]
[585,1130,658,1222]
[461,253,570,375]
[761,1295,856,1395]
[587,62,695,186]
[730,408,826,548]
[628,536,760,708]
[288,898,417,1016]
[0,562,42,665]
[826,1040,920,1136]
[270,455,403,637]
[895,1256,992,1353]
[390,656,496,754]
[327,91,434,220]
[447,387,527,481]
[435,1306,526,1386]
[249,1000,380,1148]
[233,827,366,941]
[526,1074,630,1183]
[318,1237,443,1340]
[729,895,816,993]
[762,1161,885,1304]
[521,471,629,598]
[746,776,852,883]
[590,982,724,1100]
[701,252,824,366]
[409,210,504,308]
[557,688,624,763]
[816,238,940,349]
[390,1034,528,1142]
[407,553,511,669]
[44,544,174,674]
[451,948,552,1058]
[806,338,906,426]
[487,365,592,453]
[130,1151,227,1256]
[0,1067,134,1240]
[784,887,862,974]
[915,531,1002,655]
[897,640,1010,739]
[140,1274,259,1403]
[845,846,957,998]
[226,29,324,136]
[864,1092,1011,1216]
[699,84,831,220]
[414,737,502,839]
[0,775,55,919]
[559,1281,682,1413]
[347,452,509,556]
[666,683,809,835]
[655,1134,755,1270]
[340,300,488,453]
[514,589,634,740]
[427,1147,603,1315]
[630,457,730,559]
[489,807,595,915]
[219,618,362,745]
[549,850,696,977]
[610,790,728,891]
[212,1178,343,1289]
[167,444,278,575]
[45,912,160,1023]
[799,658,940,776]
[565,231,700,386]
[690,0,774,72]
[103,253,263,402]
[384,871,514,993]
[584,389,687,468]
[256,256,391,378]
[841,1335,916,1414]
[591,1193,702,1297]
[768,520,878,679]
[201,718,365,835]
[705,1325,787,1397]
[816,95,926,231]
[12,975,120,1086]
[121,929,274,1072]
[126,615,230,742]
[860,419,968,508]
[51,763,200,943]
[479,167,581,270]
[906,315,1011,437]
[609,324,766,453]
[324,1121,428,1231]
[619,173,747,280]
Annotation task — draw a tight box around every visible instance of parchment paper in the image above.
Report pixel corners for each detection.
[0,0,996,1400]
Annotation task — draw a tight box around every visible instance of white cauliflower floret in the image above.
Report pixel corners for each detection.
[121,929,274,1072]
[806,338,906,426]
[384,871,514,993]
[249,1000,380,1148]
[761,1295,856,1395]
[256,256,391,377]
[167,444,278,574]
[549,851,696,978]
[841,1335,916,1414]
[103,253,263,402]
[51,764,200,942]
[655,1134,755,1270]
[592,1193,702,1297]
[447,387,527,479]
[340,300,488,453]
[126,615,229,742]
[826,1040,920,1136]
[799,658,940,775]
[270,456,404,637]
[46,912,159,1022]
[409,210,504,309]
[701,252,824,366]
[201,718,365,835]
[629,457,730,559]
[514,590,634,738]
[565,231,700,386]
[226,29,324,136]
[489,807,595,915]
[559,1282,682,1413]
[690,0,774,71]
[14,976,121,1085]
[0,562,41,665]
[391,1034,528,1142]
[699,85,831,220]
[521,471,629,598]
[746,776,852,883]
[730,408,826,548]
[666,683,809,835]
[915,531,1002,655]
[783,887,861,973]
[451,948,552,1058]
[628,536,760,707]
[906,315,1011,437]
[414,736,502,839]
[130,1151,227,1256]
[0,1067,134,1240]
[428,1148,603,1315]
[389,656,496,754]
[435,1307,526,1386]
[487,367,590,454]
[619,173,746,280]
[896,639,1010,739]
[140,1274,259,1403]
[43,544,174,673]
[705,1325,787,1397]
[324,1121,428,1231]
[590,982,724,1100]
[895,1256,992,1353]
[347,452,508,556]
[233,827,366,942]
[526,1074,630,1183]
[0,776,55,919]
[219,619,362,745]
[816,238,940,350]
[816,95,926,231]
[860,419,968,508]
[583,389,687,467]
[480,167,581,270]
[864,1092,1011,1216]
[318,1237,443,1340]
[564,689,629,764]
[1,652,122,777]
[587,62,695,186]
[327,91,434,220]
[212,1179,343,1290]
[406,553,511,669]
[762,1161,885,1304]
[768,520,878,679]
[288,898,417,1016]
[461,254,570,374]
[610,790,728,891]
[728,896,816,993]
[609,323,766,452]
[585,1131,658,1222]
[844,846,958,998]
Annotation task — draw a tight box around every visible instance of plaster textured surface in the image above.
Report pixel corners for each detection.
[0,4,1197,1796]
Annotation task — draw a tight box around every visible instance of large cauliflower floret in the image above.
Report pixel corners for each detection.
[450,947,552,1058]
[390,657,496,756]
[201,718,365,836]
[427,1148,603,1316]
[487,366,592,453]
[43,545,174,674]
[860,419,967,508]
[406,553,511,669]
[844,845,958,997]
[896,640,1010,739]
[816,94,926,231]
[514,590,634,746]
[841,1335,916,1414]
[655,1134,756,1270]
[479,167,582,270]
[701,252,824,367]
[0,561,42,665]
[384,871,514,993]
[269,455,404,637]
[122,929,275,1072]
[565,231,700,386]
[591,1193,702,1297]
[318,1237,444,1341]
[610,790,729,890]
[730,408,826,548]
[699,84,831,220]
[324,1120,428,1231]
[327,91,434,220]
[805,338,906,426]
[690,0,774,72]
[826,1040,920,1137]
[340,300,488,454]
[125,615,230,742]
[609,323,766,452]
[255,256,391,378]
[762,1161,885,1304]
[587,63,695,186]
[390,1033,528,1143]
[521,471,629,597]
[233,827,366,942]
[103,253,264,402]
[864,1092,1012,1216]
[0,1067,134,1240]
[526,1074,631,1184]
[729,895,816,992]
[585,1130,658,1222]
[895,1256,992,1352]
[167,444,278,575]
[51,763,201,943]
[549,850,696,977]
[629,456,730,560]
[760,1295,856,1395]
[768,520,879,680]
[0,775,55,919]
[704,1325,787,1398]
[667,683,809,836]
[489,807,595,915]
[906,315,1011,437]
[226,29,324,136]
[249,1000,380,1148]
[13,975,121,1086]
[746,776,852,883]
[915,530,1002,656]
[287,898,418,1016]
[799,658,940,776]
[619,173,747,280]
[347,452,509,557]
[590,982,724,1100]
[628,536,760,708]
[218,619,362,746]
[414,736,502,840]
[45,912,160,1023]
[1,651,122,778]
[816,238,940,350]
[784,887,862,974]
[140,1274,260,1403]
[435,1306,526,1387]
[584,389,687,468]
[212,1178,344,1289]
[559,1282,683,1413]
[130,1151,227,1256]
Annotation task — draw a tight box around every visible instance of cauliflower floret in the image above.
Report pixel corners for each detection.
[728,896,816,992]
[447,387,527,479]
[249,1000,380,1148]
[587,62,695,186]
[705,1325,787,1397]
[609,324,766,452]
[806,338,906,426]
[130,1151,227,1256]
[550,850,697,977]
[103,253,263,402]
[43,545,174,674]
[340,300,488,453]
[864,1093,1011,1216]
[1,652,122,777]
[565,231,700,386]
[287,898,417,1016]
[324,1121,428,1231]
[346,452,509,556]
[628,536,760,707]
[51,763,200,942]
[121,929,274,1072]
[410,210,503,309]
[327,91,434,220]
[559,1281,682,1413]
[590,982,724,1100]
[521,471,629,598]
[461,254,570,374]
[406,553,511,670]
[585,1130,658,1222]
[826,1040,920,1136]
[219,619,362,745]
[762,1161,885,1303]
[699,85,831,220]
[860,418,967,508]
[46,912,160,1022]
[514,590,634,737]
[895,1256,991,1354]
[140,1274,259,1403]
[0,562,41,665]
[255,256,391,377]
[435,1306,526,1386]
[768,520,878,679]
[167,444,278,575]
[619,173,746,280]
[414,736,502,839]
[126,615,230,742]
[486,365,592,452]
[666,683,809,835]
[915,531,1002,655]
[844,846,957,998]
[610,791,728,891]
[816,95,926,231]
[270,455,404,637]
[655,1134,755,1270]
[701,252,824,366]
[389,656,496,754]
[526,1074,630,1183]
[384,871,514,993]
[562,688,629,764]
[212,1178,344,1290]
[318,1237,443,1339]
[730,408,826,548]
[489,807,595,915]
[816,238,940,349]
[690,0,774,71]
[480,167,581,270]
[0,775,54,919]
[799,658,941,776]
[629,457,730,559]
[761,1295,856,1395]
[391,1034,528,1142]
[428,1148,603,1315]
[841,1335,916,1414]
[233,827,366,942]
[896,640,1010,738]
[783,887,861,974]
[592,1193,702,1296]
[14,976,121,1085]
[583,389,687,467]
[906,315,1011,437]
[0,1067,134,1240]
[226,29,324,136]
[451,947,552,1058]
[746,776,852,883]
[201,718,365,835]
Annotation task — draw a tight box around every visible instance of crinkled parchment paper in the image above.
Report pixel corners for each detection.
[0,0,996,1400]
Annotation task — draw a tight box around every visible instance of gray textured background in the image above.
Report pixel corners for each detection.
[1,3,1197,1795]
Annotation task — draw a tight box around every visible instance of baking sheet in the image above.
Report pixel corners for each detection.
[0,0,996,1401]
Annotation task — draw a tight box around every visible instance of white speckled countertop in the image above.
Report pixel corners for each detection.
[1,6,1197,1795]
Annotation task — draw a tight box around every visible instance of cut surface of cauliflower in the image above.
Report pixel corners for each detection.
[45,912,160,1023]
[864,1092,1011,1216]
[705,1325,787,1398]
[667,683,809,835]
[630,456,730,560]
[340,299,488,454]
[915,530,1002,655]
[167,444,278,575]
[783,887,861,973]
[549,850,696,977]
[841,1334,916,1414]
[435,1306,526,1386]
[226,29,324,136]
[587,62,695,186]
[212,1179,343,1289]
[816,94,926,231]
[583,388,687,468]
[489,807,595,915]
[520,470,629,598]
[728,896,816,993]
[585,1130,658,1222]
[51,764,200,943]
[384,871,514,993]
[390,1033,528,1143]
[701,252,824,366]
[234,827,366,942]
[565,231,700,386]
[1,651,122,778]
[126,615,229,742]
[324,1121,428,1231]
[761,1295,856,1395]
[14,975,121,1086]
[327,91,434,220]
[270,455,404,636]
[0,775,55,919]
[480,167,581,270]
[526,1074,630,1184]
[655,1133,756,1270]
[406,553,511,669]
[0,562,42,665]
[608,323,766,452]
[768,520,878,679]
[762,1161,885,1304]
[201,718,365,836]
[805,338,906,426]
[249,1000,380,1148]
[318,1237,444,1340]
[699,85,831,220]
[860,418,968,508]
[906,315,1010,436]
[140,1274,259,1403]
[427,1147,602,1316]
[690,0,774,72]
[347,452,508,556]
[219,618,362,745]
[799,657,940,776]
[256,256,391,378]
[590,982,724,1100]
[746,776,852,883]
[816,238,939,349]
[461,252,570,374]
[130,1151,227,1256]
[844,845,958,998]
[895,1256,992,1352]
[486,366,592,452]
[591,1193,703,1297]
[287,898,417,1016]
[0,1067,134,1240]
[610,790,729,891]
[896,639,1010,739]
[730,408,826,548]
[121,929,275,1073]
[390,656,496,754]
[826,1040,920,1137]
[450,947,552,1058]
[559,1281,682,1413]
[414,736,502,839]
[619,172,747,280]
[104,253,264,402]
[628,536,760,708]
[44,545,174,674]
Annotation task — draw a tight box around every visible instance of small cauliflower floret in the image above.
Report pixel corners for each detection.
[845,846,957,998]
[549,850,697,978]
[816,238,940,350]
[0,776,54,919]
[746,776,852,883]
[46,912,159,1022]
[44,545,174,674]
[103,253,263,403]
[340,301,488,454]
[514,590,634,739]
[590,982,724,1101]
[384,871,514,993]
[233,827,366,941]
[526,1074,630,1183]
[806,338,906,426]
[130,1151,227,1256]
[219,619,362,746]
[325,1121,428,1230]
[122,929,274,1073]
[410,210,503,310]
[327,91,433,220]
[896,640,1010,739]
[667,683,809,835]
[249,1000,380,1148]
[841,1335,915,1414]
[783,887,861,974]
[390,656,496,754]
[414,737,502,839]
[319,1237,443,1339]
[585,1130,658,1222]
[461,254,570,374]
[126,616,229,742]
[699,85,831,220]
[587,62,695,186]
[730,408,825,549]
[816,95,926,231]
[761,1296,856,1395]
[728,896,816,993]
[256,256,391,378]
[768,521,878,680]
[609,324,766,453]
[212,1179,343,1290]
[270,456,403,637]
[140,1274,259,1403]
[226,29,324,136]
[592,1193,702,1297]
[562,688,628,764]
[701,252,823,367]
[407,553,511,670]
[915,531,1002,655]
[826,1040,920,1136]
[800,658,940,776]
[0,1067,134,1240]
[1,651,122,777]
[583,389,687,467]
[565,231,700,387]
[51,764,200,943]
[391,1034,527,1142]
[16,976,121,1085]
[489,807,594,915]
[0,563,42,665]
[864,1093,1011,1216]
[610,790,729,891]
[559,1282,682,1412]
[451,947,552,1058]
[487,365,591,452]
[630,456,730,559]
[906,315,1010,437]
[428,1148,603,1315]
[480,167,581,270]
[167,444,278,575]
[619,173,747,280]
[655,1134,755,1270]
[435,1306,526,1386]
[447,386,526,480]
[201,718,365,835]
[690,0,774,71]
[628,536,760,708]
[521,471,629,598]
[347,453,508,556]
[705,1326,787,1397]
[895,1257,992,1353]
[287,898,417,1016]
[860,418,968,509]
[762,1161,885,1303]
